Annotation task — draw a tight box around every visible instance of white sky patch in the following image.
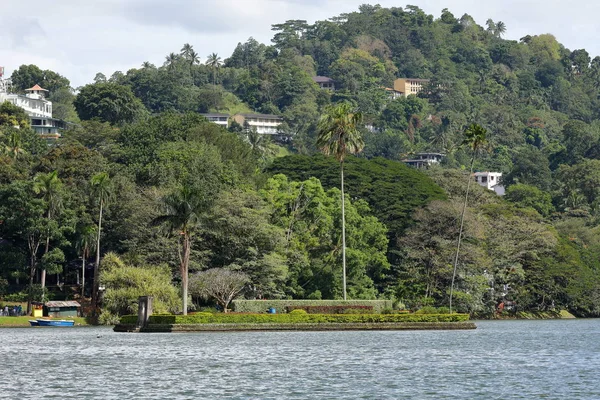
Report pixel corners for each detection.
[1,0,599,86]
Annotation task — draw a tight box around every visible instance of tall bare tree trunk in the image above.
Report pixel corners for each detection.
[181,233,190,315]
[341,161,347,301]
[92,201,103,312]
[449,156,475,313]
[41,234,49,302]
[81,252,86,298]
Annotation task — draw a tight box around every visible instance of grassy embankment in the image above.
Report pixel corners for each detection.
[0,316,88,327]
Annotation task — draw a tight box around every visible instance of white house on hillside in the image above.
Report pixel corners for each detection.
[474,172,505,196]
[402,152,445,169]
[232,113,283,135]
[0,77,62,138]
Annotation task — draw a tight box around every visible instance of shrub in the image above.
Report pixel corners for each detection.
[232,300,393,313]
[289,309,308,315]
[415,306,440,314]
[288,305,374,314]
[99,311,121,326]
[122,312,470,325]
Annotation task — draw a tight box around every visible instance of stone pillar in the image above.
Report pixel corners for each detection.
[137,296,153,328]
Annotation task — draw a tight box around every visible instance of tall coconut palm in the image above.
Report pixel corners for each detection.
[495,21,507,37]
[90,172,112,311]
[316,102,365,300]
[75,224,97,298]
[33,170,63,298]
[164,52,179,70]
[152,185,204,315]
[449,123,487,313]
[206,53,222,85]
[6,130,25,159]
[188,50,200,67]
[180,43,194,59]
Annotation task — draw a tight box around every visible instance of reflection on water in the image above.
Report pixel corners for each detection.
[1,320,599,399]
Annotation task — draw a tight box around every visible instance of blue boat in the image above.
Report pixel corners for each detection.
[35,319,75,327]
[28,320,39,326]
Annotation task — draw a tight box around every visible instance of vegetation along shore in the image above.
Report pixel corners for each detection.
[2,4,600,323]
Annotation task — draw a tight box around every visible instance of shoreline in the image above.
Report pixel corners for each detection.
[114,321,477,332]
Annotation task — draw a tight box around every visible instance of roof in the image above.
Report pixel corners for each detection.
[312,76,334,83]
[200,113,230,118]
[474,171,502,176]
[25,84,48,91]
[238,113,282,120]
[45,301,81,308]
[399,78,430,83]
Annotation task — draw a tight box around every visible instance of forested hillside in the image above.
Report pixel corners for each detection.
[2,4,600,318]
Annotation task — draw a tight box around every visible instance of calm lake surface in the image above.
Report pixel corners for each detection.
[1,320,599,399]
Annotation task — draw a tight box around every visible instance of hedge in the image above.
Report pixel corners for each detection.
[128,313,469,325]
[287,305,373,314]
[232,300,393,313]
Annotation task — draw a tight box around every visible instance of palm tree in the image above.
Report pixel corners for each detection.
[141,61,155,69]
[188,50,200,67]
[33,170,63,298]
[152,185,204,315]
[495,21,507,37]
[316,102,365,300]
[75,224,97,298]
[206,53,222,85]
[180,43,194,59]
[164,52,179,70]
[6,130,25,159]
[449,123,487,313]
[90,172,112,311]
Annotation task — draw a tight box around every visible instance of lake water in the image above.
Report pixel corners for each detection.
[1,320,599,399]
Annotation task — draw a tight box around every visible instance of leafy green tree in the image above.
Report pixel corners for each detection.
[100,253,180,321]
[505,183,554,217]
[153,185,205,315]
[316,102,365,300]
[0,101,30,128]
[74,82,147,125]
[10,64,70,93]
[450,123,487,312]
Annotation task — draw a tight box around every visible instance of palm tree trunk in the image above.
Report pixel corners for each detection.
[341,161,347,301]
[92,201,103,312]
[81,251,86,298]
[449,155,475,313]
[181,233,190,315]
[41,233,49,301]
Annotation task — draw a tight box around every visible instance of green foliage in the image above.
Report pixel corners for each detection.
[268,155,446,237]
[232,299,392,313]
[74,82,148,125]
[101,253,181,316]
[141,312,469,325]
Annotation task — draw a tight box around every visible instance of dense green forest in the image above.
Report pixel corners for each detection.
[2,4,600,319]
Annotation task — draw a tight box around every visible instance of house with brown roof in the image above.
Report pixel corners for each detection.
[312,76,335,91]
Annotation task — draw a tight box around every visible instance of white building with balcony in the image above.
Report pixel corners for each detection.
[474,172,505,196]
[402,152,445,169]
[0,81,61,138]
[200,113,229,128]
[232,113,283,135]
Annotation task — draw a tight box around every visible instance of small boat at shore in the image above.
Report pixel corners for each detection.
[29,319,75,327]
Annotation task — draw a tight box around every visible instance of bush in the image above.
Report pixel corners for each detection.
[289,309,308,315]
[98,311,121,326]
[287,305,374,314]
[415,306,449,314]
[124,312,470,325]
[232,300,393,313]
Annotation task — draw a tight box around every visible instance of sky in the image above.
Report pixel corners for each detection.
[1,0,599,87]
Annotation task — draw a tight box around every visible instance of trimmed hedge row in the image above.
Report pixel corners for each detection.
[232,300,393,313]
[136,313,469,325]
[287,305,373,314]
